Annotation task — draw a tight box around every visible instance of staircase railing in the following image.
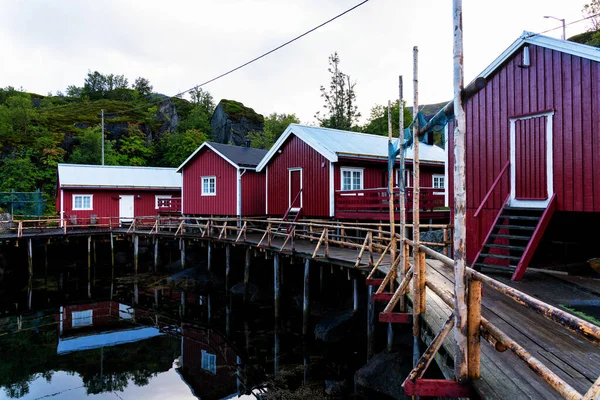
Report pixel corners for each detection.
[280,188,303,234]
[473,160,510,218]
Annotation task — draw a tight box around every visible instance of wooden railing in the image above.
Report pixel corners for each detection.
[473,160,510,218]
[335,187,445,219]
[157,197,182,214]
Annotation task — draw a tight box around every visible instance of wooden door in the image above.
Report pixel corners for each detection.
[514,116,548,201]
[119,195,134,222]
[289,169,302,210]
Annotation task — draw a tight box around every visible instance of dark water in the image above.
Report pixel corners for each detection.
[0,238,414,399]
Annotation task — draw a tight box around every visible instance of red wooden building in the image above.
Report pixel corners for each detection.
[56,164,181,225]
[256,124,448,221]
[446,33,600,279]
[177,142,267,216]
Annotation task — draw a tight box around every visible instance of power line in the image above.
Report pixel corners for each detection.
[533,12,600,36]
[107,0,370,116]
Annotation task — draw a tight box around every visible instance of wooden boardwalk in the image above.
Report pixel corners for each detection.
[2,218,599,399]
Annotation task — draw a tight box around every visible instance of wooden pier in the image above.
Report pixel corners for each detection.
[1,215,599,399]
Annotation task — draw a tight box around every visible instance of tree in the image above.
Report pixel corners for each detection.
[133,77,153,97]
[156,129,209,167]
[117,124,152,166]
[248,113,300,149]
[70,127,119,165]
[362,100,412,137]
[65,85,83,98]
[0,153,37,192]
[583,0,600,31]
[315,52,360,130]
[189,87,215,114]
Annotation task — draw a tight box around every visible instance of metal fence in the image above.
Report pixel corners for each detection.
[0,190,47,217]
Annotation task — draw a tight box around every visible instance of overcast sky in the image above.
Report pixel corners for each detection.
[0,0,590,124]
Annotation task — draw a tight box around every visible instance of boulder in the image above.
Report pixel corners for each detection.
[210,99,264,146]
[355,352,411,399]
[314,311,355,343]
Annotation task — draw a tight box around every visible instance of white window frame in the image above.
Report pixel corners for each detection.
[201,176,216,196]
[432,174,445,189]
[394,168,411,188]
[72,310,93,328]
[340,167,364,191]
[201,350,217,374]
[72,194,93,210]
[155,194,172,209]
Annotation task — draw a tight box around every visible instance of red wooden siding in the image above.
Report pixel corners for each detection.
[241,170,266,215]
[266,135,331,217]
[61,188,179,224]
[181,148,237,215]
[515,117,547,200]
[448,44,600,263]
[62,301,121,334]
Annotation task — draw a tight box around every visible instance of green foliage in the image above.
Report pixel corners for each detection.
[69,127,119,165]
[117,124,153,166]
[189,87,215,115]
[82,71,130,100]
[156,129,209,167]
[0,153,37,192]
[219,99,264,124]
[177,103,212,135]
[568,29,600,47]
[361,101,413,137]
[133,77,153,97]
[248,113,300,149]
[315,52,360,130]
[583,0,600,31]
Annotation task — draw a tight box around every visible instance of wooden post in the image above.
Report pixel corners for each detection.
[467,279,481,379]
[388,100,397,272]
[154,236,159,271]
[274,254,280,319]
[303,259,310,335]
[353,277,358,312]
[387,323,393,352]
[180,238,185,270]
[133,234,139,273]
[443,228,449,257]
[110,232,114,268]
[92,238,97,266]
[244,247,251,302]
[225,245,231,291]
[398,75,406,283]
[367,285,375,360]
[207,242,212,272]
[453,0,469,383]
[87,236,92,298]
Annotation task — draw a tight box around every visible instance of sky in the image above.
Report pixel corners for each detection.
[0,0,591,125]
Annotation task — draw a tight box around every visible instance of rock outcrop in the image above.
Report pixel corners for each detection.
[355,352,411,399]
[210,99,264,146]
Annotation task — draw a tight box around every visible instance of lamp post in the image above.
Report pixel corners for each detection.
[544,15,565,40]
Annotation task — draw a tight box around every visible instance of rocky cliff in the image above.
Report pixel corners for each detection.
[210,99,264,145]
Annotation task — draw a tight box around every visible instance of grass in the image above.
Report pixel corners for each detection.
[220,99,264,124]
[560,305,600,326]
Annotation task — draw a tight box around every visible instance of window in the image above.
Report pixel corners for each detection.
[73,195,93,210]
[394,169,411,187]
[119,303,133,319]
[155,195,172,209]
[72,310,93,327]
[433,175,445,189]
[340,168,363,191]
[201,350,217,374]
[201,177,216,196]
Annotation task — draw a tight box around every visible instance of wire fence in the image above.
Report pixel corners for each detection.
[0,190,47,218]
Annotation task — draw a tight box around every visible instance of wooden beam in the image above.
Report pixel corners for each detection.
[379,312,412,324]
[407,313,454,381]
[467,279,482,379]
[403,379,472,398]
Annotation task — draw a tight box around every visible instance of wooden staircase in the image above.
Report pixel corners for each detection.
[473,194,556,280]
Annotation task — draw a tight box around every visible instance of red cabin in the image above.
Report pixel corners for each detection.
[256,124,448,222]
[177,142,267,216]
[57,164,181,226]
[446,33,600,279]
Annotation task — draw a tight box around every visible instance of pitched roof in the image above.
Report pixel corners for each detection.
[58,164,181,189]
[256,124,445,171]
[177,142,268,171]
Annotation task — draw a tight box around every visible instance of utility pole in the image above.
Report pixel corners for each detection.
[101,109,105,166]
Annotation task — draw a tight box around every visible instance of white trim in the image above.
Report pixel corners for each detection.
[177,142,241,172]
[432,174,445,189]
[265,165,269,215]
[509,111,554,208]
[329,162,334,217]
[72,194,93,210]
[201,176,217,196]
[444,125,449,207]
[340,167,364,191]
[155,194,172,209]
[60,189,64,227]
[288,168,303,211]
[181,172,185,215]
[236,169,242,216]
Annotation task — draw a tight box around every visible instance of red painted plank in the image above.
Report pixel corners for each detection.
[593,61,600,211]
[371,293,394,302]
[379,312,412,324]
[365,278,384,287]
[581,58,594,212]
[403,379,472,398]
[512,194,557,280]
[572,55,584,211]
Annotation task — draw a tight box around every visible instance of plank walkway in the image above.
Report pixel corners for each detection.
[2,225,599,399]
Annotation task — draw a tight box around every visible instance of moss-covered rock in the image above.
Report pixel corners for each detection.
[210,99,264,145]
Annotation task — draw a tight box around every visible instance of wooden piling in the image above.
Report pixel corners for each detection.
[468,279,482,379]
[453,0,469,383]
[208,242,212,272]
[27,239,33,277]
[180,238,185,270]
[353,278,358,312]
[398,75,406,310]
[110,232,114,268]
[388,100,397,270]
[244,247,251,302]
[225,245,231,291]
[133,234,139,273]
[367,285,375,359]
[303,259,310,335]
[274,254,280,319]
[154,236,159,271]
[87,236,92,298]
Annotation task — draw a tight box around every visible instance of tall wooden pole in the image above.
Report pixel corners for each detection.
[453,0,469,383]
[388,100,396,268]
[398,76,407,312]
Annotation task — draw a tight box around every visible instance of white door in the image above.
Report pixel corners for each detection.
[119,195,134,222]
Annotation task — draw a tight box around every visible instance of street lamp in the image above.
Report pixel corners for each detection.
[544,15,566,40]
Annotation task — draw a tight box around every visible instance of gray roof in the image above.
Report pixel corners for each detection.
[256,124,446,171]
[177,142,268,171]
[58,164,181,189]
